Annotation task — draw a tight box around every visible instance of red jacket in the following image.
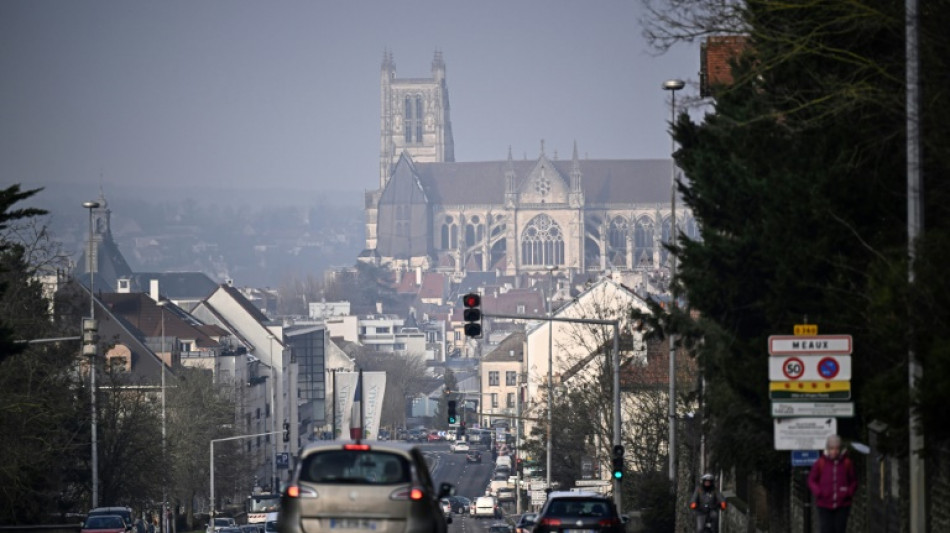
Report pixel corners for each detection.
[807,451,857,509]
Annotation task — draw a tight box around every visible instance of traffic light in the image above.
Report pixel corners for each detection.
[283,421,290,443]
[459,420,466,437]
[447,400,458,424]
[611,444,625,480]
[462,293,482,338]
[82,318,98,357]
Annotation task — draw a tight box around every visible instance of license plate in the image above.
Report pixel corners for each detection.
[328,518,379,530]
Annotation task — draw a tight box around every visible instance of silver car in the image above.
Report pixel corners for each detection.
[278,441,453,533]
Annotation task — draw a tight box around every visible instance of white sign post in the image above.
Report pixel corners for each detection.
[774,417,837,450]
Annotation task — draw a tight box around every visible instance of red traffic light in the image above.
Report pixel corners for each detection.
[463,293,480,307]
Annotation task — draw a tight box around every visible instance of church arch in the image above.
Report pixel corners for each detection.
[634,216,654,266]
[607,216,628,268]
[520,214,565,267]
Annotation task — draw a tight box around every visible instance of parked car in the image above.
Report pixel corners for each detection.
[81,515,127,533]
[452,441,470,453]
[473,496,501,519]
[447,495,471,514]
[440,498,452,518]
[466,450,482,463]
[530,491,623,533]
[279,441,454,533]
[86,507,133,531]
[515,512,537,533]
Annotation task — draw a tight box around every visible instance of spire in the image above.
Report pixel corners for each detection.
[381,49,395,72]
[569,140,584,205]
[505,146,516,193]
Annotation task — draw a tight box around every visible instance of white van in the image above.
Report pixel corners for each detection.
[495,455,512,470]
[473,496,500,518]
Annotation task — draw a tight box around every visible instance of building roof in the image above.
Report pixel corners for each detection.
[482,332,525,362]
[412,158,672,206]
[99,292,221,349]
[127,272,219,300]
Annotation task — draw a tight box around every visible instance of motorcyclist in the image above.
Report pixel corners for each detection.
[689,473,727,532]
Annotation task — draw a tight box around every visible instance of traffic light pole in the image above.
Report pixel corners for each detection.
[481,312,623,512]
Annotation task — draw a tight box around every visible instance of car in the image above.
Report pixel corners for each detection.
[469,500,477,517]
[278,440,454,533]
[81,514,127,533]
[206,518,236,533]
[530,491,623,533]
[466,450,482,463]
[473,496,501,518]
[427,431,443,442]
[86,507,133,531]
[217,528,242,533]
[445,495,471,514]
[515,512,537,533]
[488,523,513,533]
[239,525,262,533]
[263,513,278,533]
[440,498,452,518]
[497,487,515,502]
[452,441,470,453]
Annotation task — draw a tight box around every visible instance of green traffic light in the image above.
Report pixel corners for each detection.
[613,471,623,479]
[449,416,457,424]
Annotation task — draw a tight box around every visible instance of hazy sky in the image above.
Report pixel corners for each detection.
[1,1,699,196]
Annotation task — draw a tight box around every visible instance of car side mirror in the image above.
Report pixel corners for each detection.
[437,482,455,499]
[620,514,629,524]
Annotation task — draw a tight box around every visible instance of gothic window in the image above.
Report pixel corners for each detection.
[415,96,423,142]
[635,216,654,266]
[521,214,565,266]
[466,224,476,246]
[608,216,628,267]
[451,224,458,249]
[404,97,412,143]
[441,225,449,249]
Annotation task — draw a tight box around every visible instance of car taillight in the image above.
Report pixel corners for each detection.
[343,443,370,451]
[598,518,621,527]
[539,518,561,526]
[389,486,423,500]
[285,485,317,498]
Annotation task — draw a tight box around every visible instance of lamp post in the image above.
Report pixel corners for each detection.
[157,301,168,533]
[544,265,557,490]
[82,200,100,508]
[663,78,685,484]
[268,334,278,492]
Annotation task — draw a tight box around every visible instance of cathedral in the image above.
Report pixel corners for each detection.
[363,51,696,277]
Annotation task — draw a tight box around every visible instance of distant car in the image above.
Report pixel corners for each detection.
[452,442,470,453]
[466,451,482,463]
[440,498,452,518]
[488,523,514,533]
[218,527,242,533]
[278,440,454,533]
[427,431,443,442]
[445,495,471,514]
[474,496,501,519]
[81,515,127,533]
[497,487,515,502]
[239,525,262,533]
[206,518,236,533]
[531,491,623,533]
[86,507,133,531]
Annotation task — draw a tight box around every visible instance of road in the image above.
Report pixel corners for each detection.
[419,441,520,533]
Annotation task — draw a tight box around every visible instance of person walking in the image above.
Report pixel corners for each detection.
[808,434,857,533]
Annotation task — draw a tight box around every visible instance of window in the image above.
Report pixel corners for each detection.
[415,96,423,142]
[635,217,655,266]
[517,304,525,314]
[507,393,515,408]
[521,214,565,266]
[404,97,412,143]
[506,371,517,386]
[608,216,628,267]
[491,393,499,408]
[489,371,499,386]
[256,407,261,419]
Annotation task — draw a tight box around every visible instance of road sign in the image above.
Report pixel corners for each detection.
[772,402,855,418]
[769,335,852,355]
[768,355,852,381]
[769,380,851,400]
[275,452,290,469]
[794,324,818,336]
[774,417,837,450]
[791,450,821,467]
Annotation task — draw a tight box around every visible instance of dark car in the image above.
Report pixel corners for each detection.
[530,491,623,533]
[488,523,513,533]
[86,508,133,532]
[515,512,537,533]
[466,451,482,463]
[278,440,454,533]
[447,495,471,514]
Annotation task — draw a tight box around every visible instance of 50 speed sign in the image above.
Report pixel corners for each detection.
[769,355,852,381]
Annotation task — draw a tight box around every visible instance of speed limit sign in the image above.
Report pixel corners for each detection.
[779,357,805,380]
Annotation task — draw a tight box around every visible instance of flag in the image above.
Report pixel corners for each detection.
[349,370,363,440]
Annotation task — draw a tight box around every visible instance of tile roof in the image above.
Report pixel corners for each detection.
[483,332,525,362]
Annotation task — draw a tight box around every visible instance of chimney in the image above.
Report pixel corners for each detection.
[416,266,422,286]
[149,279,159,302]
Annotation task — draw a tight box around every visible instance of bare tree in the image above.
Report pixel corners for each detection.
[351,349,428,431]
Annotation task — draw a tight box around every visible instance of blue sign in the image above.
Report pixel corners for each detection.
[276,452,290,469]
[791,450,820,467]
[818,358,840,379]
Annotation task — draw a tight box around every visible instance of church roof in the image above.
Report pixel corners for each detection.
[411,158,672,206]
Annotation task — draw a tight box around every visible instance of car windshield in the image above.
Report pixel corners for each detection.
[213,519,232,527]
[545,498,611,517]
[300,449,411,484]
[86,516,124,529]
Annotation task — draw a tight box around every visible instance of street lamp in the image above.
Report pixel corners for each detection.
[663,78,685,483]
[82,200,100,508]
[544,265,557,490]
[157,301,168,533]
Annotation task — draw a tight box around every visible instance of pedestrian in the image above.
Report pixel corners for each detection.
[134,518,146,533]
[146,514,155,533]
[807,434,857,533]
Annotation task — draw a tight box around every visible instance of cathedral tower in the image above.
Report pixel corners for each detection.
[378,50,455,188]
